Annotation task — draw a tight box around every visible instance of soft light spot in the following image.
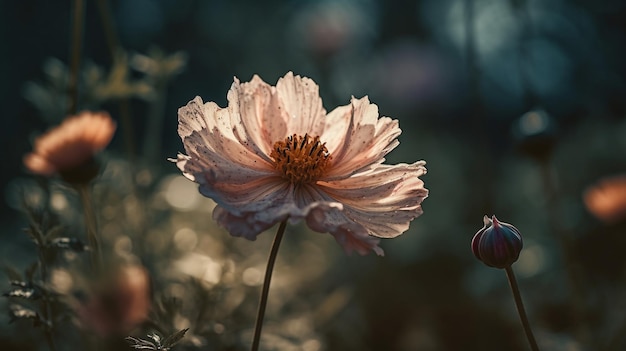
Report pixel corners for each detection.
[135,169,153,186]
[102,205,116,220]
[50,191,68,211]
[174,227,198,251]
[516,242,546,278]
[242,267,263,286]
[302,339,322,351]
[213,323,225,334]
[161,175,202,210]
[175,253,222,285]
[446,0,518,56]
[114,236,133,256]
[50,269,73,294]
[5,178,45,210]
[286,317,312,336]
[519,110,549,136]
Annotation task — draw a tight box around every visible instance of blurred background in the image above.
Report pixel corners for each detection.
[2,0,626,350]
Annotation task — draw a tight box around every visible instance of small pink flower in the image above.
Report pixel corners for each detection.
[583,175,626,223]
[77,265,151,337]
[173,72,428,255]
[24,111,116,176]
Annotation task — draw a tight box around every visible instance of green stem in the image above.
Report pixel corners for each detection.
[77,184,102,274]
[42,319,57,351]
[67,0,85,115]
[505,266,539,351]
[38,250,57,351]
[95,0,137,163]
[95,0,119,60]
[251,220,287,351]
[142,81,167,164]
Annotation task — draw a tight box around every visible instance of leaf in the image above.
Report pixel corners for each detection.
[147,332,162,345]
[9,280,28,288]
[44,225,65,240]
[3,287,40,300]
[162,328,189,349]
[126,328,188,351]
[125,336,158,350]
[48,237,89,252]
[24,225,44,246]
[8,304,43,326]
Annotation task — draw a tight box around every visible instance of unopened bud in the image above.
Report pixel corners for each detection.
[472,215,523,269]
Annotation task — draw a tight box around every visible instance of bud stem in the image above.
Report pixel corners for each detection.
[505,266,539,351]
[251,220,287,351]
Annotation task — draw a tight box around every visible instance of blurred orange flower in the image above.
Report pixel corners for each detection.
[23,111,116,177]
[583,175,626,223]
[77,265,151,337]
[173,72,428,255]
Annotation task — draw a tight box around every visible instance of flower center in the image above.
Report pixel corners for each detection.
[270,133,331,185]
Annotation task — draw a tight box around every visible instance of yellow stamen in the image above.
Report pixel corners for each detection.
[270,134,331,185]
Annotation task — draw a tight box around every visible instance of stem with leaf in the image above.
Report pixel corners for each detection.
[37,232,57,351]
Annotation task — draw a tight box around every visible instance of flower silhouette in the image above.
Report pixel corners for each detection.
[24,111,116,178]
[173,72,427,255]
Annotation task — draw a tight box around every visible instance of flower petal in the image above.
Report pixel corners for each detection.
[23,153,57,175]
[177,96,220,139]
[201,175,291,216]
[228,75,285,158]
[175,96,277,192]
[213,206,281,240]
[318,161,428,238]
[212,186,344,240]
[275,72,326,137]
[292,185,384,256]
[322,96,401,179]
[306,204,385,256]
[177,97,272,169]
[24,111,116,176]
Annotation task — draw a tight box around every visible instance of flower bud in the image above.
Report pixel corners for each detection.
[472,215,523,268]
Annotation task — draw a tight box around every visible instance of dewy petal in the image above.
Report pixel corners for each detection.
[322,96,401,179]
[318,161,428,238]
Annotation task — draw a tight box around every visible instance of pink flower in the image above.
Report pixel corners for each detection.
[24,111,116,177]
[77,265,151,337]
[173,72,428,255]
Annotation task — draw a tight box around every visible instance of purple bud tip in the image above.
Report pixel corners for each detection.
[471,215,523,269]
